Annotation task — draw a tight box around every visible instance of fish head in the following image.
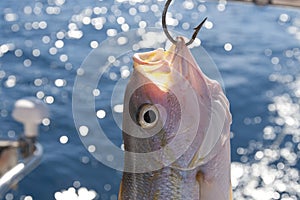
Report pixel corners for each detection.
[122,37,230,171]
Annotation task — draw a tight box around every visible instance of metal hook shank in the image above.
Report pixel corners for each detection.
[162,0,207,46]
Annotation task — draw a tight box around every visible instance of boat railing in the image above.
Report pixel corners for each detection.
[0,142,43,198]
[0,97,48,198]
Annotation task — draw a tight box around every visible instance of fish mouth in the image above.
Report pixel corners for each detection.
[132,37,197,92]
[132,42,177,92]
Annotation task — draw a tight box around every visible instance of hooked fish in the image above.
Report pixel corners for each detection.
[119,37,232,199]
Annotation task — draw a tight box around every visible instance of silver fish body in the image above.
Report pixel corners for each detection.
[119,37,232,200]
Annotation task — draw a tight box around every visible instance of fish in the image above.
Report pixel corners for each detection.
[119,37,232,200]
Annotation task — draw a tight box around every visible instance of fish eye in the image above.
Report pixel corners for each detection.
[138,104,159,129]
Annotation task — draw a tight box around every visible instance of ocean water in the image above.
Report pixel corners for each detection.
[0,0,300,199]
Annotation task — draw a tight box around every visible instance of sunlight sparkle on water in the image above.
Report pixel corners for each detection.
[121,23,130,32]
[121,68,130,79]
[198,4,207,12]
[232,30,300,197]
[67,30,83,39]
[224,43,232,51]
[90,41,99,49]
[138,5,149,13]
[32,49,41,57]
[23,59,32,67]
[11,24,20,32]
[49,47,58,55]
[183,0,194,10]
[117,16,126,24]
[77,68,85,76]
[138,21,147,28]
[46,6,61,15]
[73,181,81,188]
[107,29,118,37]
[54,187,97,200]
[34,78,43,86]
[165,14,179,26]
[59,136,69,144]
[79,126,89,137]
[36,91,45,99]
[279,13,290,23]
[42,36,51,44]
[55,40,64,48]
[204,20,213,29]
[24,196,33,200]
[14,49,23,57]
[113,104,123,113]
[55,79,67,87]
[104,184,111,191]
[92,89,100,97]
[82,16,91,25]
[42,118,51,126]
[88,145,96,153]
[129,7,137,16]
[182,22,190,30]
[39,21,48,29]
[5,13,18,22]
[0,71,5,79]
[217,3,226,12]
[59,54,68,62]
[263,126,276,140]
[0,45,9,54]
[108,56,116,64]
[23,6,32,15]
[5,75,16,88]
[271,57,280,65]
[121,144,125,151]
[56,31,65,40]
[8,130,16,138]
[45,96,55,104]
[96,110,106,119]
[117,36,128,45]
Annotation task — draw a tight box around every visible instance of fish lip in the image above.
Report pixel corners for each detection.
[132,47,176,74]
[133,37,186,67]
[133,48,166,66]
[132,37,189,74]
[132,47,175,92]
[131,38,188,91]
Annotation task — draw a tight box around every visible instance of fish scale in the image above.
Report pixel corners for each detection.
[120,167,200,199]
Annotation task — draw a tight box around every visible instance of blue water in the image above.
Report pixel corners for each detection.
[0,0,300,199]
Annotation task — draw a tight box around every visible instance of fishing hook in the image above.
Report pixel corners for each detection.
[162,0,207,46]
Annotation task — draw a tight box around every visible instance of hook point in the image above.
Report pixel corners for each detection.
[162,0,207,46]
